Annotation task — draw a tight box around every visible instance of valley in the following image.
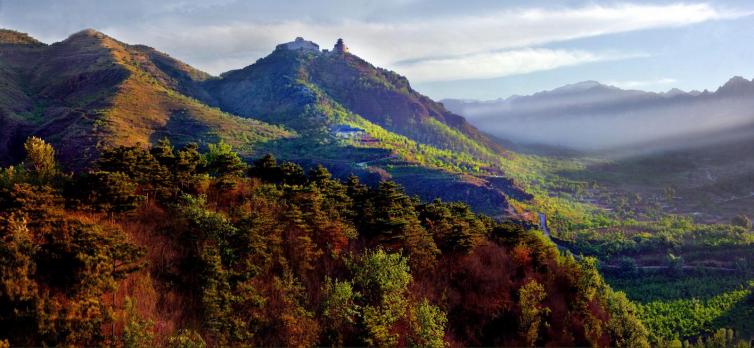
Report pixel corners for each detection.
[449,80,754,345]
[1,11,753,346]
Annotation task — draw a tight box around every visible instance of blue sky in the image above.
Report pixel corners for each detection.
[1,0,752,99]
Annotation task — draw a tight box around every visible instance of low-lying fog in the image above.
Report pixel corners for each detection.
[443,78,754,156]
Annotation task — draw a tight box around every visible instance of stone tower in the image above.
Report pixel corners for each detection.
[333,38,349,54]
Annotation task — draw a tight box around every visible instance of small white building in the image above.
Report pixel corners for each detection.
[332,125,365,139]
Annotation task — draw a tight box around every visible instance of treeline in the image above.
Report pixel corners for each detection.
[562,216,754,262]
[0,137,648,347]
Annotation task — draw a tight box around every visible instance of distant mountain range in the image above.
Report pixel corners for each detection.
[442,77,754,152]
[0,29,526,216]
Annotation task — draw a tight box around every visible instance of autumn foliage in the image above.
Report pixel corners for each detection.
[0,137,648,347]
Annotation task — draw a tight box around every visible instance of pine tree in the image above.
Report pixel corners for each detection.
[22,137,58,184]
[249,154,282,183]
[203,141,247,178]
[518,280,549,347]
[150,137,176,168]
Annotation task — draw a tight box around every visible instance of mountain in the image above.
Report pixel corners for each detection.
[200,37,529,215]
[0,29,291,166]
[202,38,504,157]
[442,78,754,151]
[0,31,528,216]
[443,77,754,223]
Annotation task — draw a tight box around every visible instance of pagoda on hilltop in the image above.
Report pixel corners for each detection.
[333,38,349,54]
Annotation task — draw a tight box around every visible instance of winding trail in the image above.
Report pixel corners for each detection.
[538,212,551,237]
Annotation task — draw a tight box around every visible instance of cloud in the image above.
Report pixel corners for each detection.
[606,78,679,89]
[394,49,646,82]
[7,1,750,80]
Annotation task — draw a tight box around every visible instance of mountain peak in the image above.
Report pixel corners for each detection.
[0,29,45,46]
[662,88,688,97]
[66,28,110,41]
[552,80,606,93]
[716,76,754,95]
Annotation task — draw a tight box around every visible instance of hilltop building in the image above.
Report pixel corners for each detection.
[277,37,319,52]
[333,38,349,54]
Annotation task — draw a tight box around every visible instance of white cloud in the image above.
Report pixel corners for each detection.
[606,78,679,89]
[98,2,748,80]
[394,49,646,82]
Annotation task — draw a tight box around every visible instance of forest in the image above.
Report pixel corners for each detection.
[0,137,652,347]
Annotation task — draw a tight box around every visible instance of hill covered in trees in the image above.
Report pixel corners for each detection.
[0,29,528,217]
[0,137,648,347]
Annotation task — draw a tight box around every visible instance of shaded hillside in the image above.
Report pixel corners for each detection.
[0,29,291,167]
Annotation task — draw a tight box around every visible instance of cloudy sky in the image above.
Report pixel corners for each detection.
[1,0,753,99]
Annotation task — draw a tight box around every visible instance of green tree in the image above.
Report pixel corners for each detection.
[97,145,173,200]
[249,154,282,183]
[418,199,485,254]
[616,256,639,278]
[80,171,142,214]
[363,181,439,271]
[150,137,176,167]
[666,253,684,276]
[121,297,155,348]
[352,249,412,347]
[604,289,649,348]
[22,137,59,184]
[203,141,247,178]
[173,143,206,194]
[519,279,549,347]
[166,330,206,348]
[320,277,359,346]
[409,299,447,348]
[279,162,306,186]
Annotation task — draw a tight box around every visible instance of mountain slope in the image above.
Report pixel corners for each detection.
[203,39,504,159]
[200,38,527,215]
[0,29,291,166]
[0,31,528,216]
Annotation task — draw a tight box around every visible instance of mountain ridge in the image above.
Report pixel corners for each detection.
[0,28,292,166]
[442,76,754,151]
[0,29,527,216]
